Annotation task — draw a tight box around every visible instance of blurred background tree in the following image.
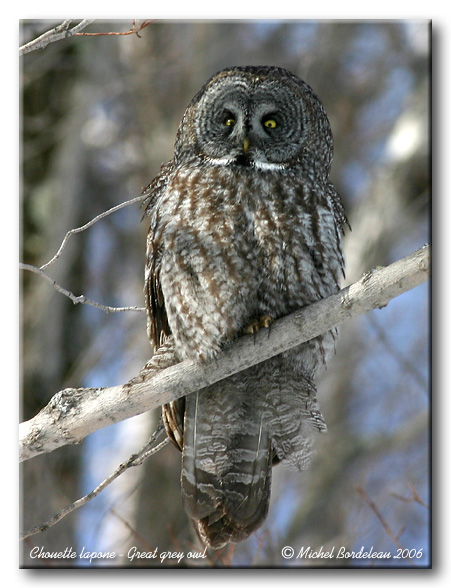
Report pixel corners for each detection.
[20,19,430,567]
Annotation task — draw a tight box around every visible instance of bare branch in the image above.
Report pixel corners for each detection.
[355,486,416,567]
[21,423,169,540]
[355,486,405,551]
[20,194,147,313]
[74,20,155,38]
[19,20,95,56]
[365,314,428,390]
[39,194,146,271]
[390,483,430,509]
[19,245,430,463]
[19,20,155,57]
[20,263,145,313]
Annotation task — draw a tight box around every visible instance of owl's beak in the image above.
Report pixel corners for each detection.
[243,137,250,155]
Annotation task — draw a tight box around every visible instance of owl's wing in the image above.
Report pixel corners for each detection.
[143,161,174,350]
[142,160,175,219]
[326,182,349,280]
[143,160,185,451]
[144,230,170,350]
[327,181,350,233]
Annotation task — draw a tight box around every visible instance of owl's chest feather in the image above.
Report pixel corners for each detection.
[149,165,341,360]
[156,165,336,309]
[160,166,302,247]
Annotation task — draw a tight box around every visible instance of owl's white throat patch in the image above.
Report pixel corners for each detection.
[252,160,289,171]
[206,155,288,171]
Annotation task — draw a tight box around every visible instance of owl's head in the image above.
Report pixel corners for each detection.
[174,65,333,176]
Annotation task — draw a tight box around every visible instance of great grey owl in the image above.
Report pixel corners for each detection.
[143,65,346,549]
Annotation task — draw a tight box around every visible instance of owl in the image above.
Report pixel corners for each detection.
[143,65,346,549]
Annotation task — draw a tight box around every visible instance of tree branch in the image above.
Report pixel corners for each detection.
[19,245,430,463]
[20,422,169,540]
[19,20,154,57]
[39,194,146,271]
[19,263,145,313]
[74,20,155,38]
[20,194,147,313]
[354,486,411,557]
[19,20,95,56]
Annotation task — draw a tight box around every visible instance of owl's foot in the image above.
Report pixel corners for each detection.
[244,316,273,339]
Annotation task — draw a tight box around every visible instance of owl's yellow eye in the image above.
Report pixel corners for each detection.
[263,119,277,129]
[225,117,236,126]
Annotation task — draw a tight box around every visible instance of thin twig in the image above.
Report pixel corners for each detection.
[355,486,415,566]
[21,424,169,540]
[110,509,155,551]
[366,314,428,391]
[407,482,429,509]
[20,193,147,313]
[39,194,146,271]
[75,20,155,38]
[20,263,145,313]
[390,483,429,510]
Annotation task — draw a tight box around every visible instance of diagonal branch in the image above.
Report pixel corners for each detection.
[19,245,430,463]
[20,422,169,541]
[19,20,155,57]
[354,486,417,566]
[19,20,95,56]
[19,262,145,313]
[39,194,146,271]
[74,20,155,38]
[20,194,147,313]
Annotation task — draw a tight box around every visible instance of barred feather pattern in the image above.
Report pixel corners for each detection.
[143,66,346,549]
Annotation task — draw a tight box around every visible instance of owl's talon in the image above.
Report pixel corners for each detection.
[244,316,274,337]
[244,319,260,336]
[260,316,273,329]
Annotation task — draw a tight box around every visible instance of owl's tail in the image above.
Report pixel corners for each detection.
[180,379,273,549]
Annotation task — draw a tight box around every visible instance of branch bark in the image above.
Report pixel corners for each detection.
[19,20,95,56]
[19,20,154,57]
[19,245,430,463]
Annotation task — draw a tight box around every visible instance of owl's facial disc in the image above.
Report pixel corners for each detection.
[194,76,305,169]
